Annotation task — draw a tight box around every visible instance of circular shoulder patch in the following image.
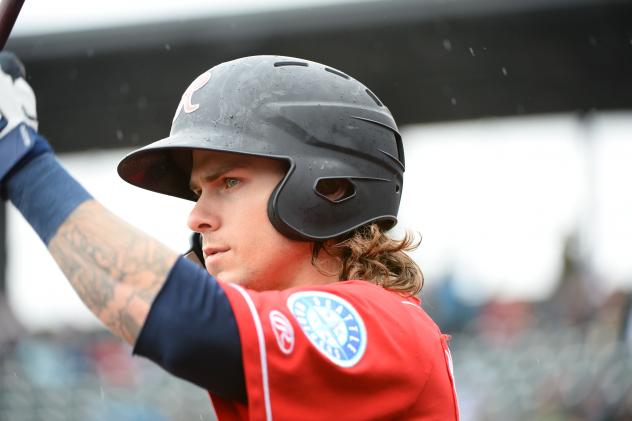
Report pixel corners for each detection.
[286,291,367,368]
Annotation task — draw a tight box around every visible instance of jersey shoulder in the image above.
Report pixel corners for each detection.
[216,280,456,421]
[284,280,443,351]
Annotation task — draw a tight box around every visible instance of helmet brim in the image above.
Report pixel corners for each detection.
[117,131,291,201]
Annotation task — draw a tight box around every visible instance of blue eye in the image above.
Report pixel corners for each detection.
[224,178,240,189]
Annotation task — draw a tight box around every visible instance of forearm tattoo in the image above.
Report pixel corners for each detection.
[48,200,178,344]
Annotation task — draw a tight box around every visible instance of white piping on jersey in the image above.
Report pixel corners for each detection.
[401,300,422,310]
[229,284,273,421]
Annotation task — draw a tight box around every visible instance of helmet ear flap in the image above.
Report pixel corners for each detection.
[267,156,400,241]
[267,162,306,241]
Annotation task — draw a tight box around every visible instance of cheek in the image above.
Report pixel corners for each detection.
[223,180,311,281]
[232,207,308,269]
[225,190,277,253]
[236,195,271,234]
[261,230,312,270]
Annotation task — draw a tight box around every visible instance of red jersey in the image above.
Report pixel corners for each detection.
[210,280,459,421]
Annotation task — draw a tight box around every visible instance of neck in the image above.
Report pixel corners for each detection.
[288,250,341,289]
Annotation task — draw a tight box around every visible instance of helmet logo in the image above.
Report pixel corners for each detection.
[173,70,211,122]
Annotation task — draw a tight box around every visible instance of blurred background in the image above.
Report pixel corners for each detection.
[2,0,632,419]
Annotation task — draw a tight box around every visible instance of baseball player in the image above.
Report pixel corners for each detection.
[1,52,459,420]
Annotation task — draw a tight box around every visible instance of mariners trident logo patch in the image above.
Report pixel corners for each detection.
[287,291,367,368]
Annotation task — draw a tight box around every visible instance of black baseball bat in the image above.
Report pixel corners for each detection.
[0,0,26,50]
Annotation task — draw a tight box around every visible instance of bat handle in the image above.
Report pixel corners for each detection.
[0,0,26,51]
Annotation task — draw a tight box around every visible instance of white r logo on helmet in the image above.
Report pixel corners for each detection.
[172,70,211,122]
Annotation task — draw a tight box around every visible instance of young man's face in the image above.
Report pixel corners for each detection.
[187,150,315,291]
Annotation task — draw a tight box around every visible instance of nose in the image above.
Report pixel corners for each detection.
[187,196,220,234]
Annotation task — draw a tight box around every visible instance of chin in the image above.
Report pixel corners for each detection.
[211,270,246,286]
[207,268,274,291]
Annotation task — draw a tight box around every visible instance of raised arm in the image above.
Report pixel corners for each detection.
[48,200,178,344]
[1,52,245,400]
[0,51,178,344]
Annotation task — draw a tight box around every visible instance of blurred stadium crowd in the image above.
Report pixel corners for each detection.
[1,235,631,421]
[426,236,632,421]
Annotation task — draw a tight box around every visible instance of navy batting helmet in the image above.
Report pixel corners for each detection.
[117,55,405,241]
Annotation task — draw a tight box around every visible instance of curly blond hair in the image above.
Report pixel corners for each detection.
[312,223,423,296]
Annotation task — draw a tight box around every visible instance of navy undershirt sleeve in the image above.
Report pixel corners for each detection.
[134,256,246,403]
[6,152,92,245]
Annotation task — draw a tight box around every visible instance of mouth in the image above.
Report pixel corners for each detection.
[203,247,230,260]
